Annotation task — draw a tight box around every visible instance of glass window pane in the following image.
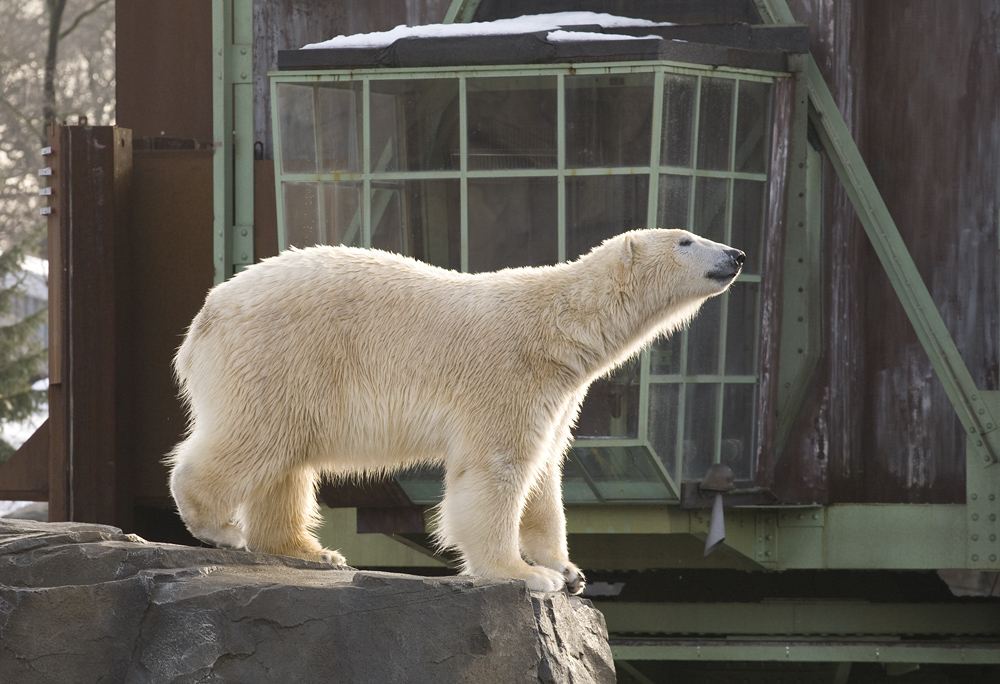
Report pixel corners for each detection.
[561,458,601,503]
[468,178,557,272]
[731,179,766,274]
[315,82,362,172]
[395,465,445,504]
[574,357,641,439]
[319,182,363,247]
[650,334,682,375]
[687,295,723,375]
[682,383,719,481]
[572,446,672,501]
[661,74,697,168]
[648,382,680,480]
[566,175,649,260]
[693,176,729,244]
[722,383,757,480]
[369,79,460,172]
[657,174,691,230]
[696,77,734,171]
[725,283,760,376]
[371,179,460,269]
[467,76,557,170]
[283,181,318,247]
[735,80,772,174]
[566,73,654,168]
[277,83,317,174]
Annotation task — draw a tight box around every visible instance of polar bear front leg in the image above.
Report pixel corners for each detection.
[438,461,565,592]
[519,457,587,595]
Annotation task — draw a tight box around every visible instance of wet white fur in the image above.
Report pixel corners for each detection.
[167,228,741,593]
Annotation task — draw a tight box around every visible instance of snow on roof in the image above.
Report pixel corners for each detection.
[302,12,670,50]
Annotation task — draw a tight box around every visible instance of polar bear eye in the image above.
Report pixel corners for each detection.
[678,237,693,247]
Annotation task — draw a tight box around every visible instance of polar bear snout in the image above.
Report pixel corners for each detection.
[728,248,746,268]
[705,247,746,282]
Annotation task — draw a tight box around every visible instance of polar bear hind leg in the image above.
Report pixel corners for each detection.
[238,466,346,565]
[169,433,248,550]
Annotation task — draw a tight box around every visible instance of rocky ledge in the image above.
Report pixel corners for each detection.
[0,519,614,683]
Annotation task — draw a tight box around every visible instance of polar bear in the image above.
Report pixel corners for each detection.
[167,228,744,593]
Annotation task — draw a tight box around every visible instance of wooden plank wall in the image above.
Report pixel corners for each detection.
[775,0,1000,503]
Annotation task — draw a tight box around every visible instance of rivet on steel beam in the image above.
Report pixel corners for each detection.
[991,555,997,562]
[972,554,979,562]
[990,514,996,522]
[972,514,980,521]
[241,253,248,260]
[990,495,996,501]
[972,494,979,500]
[990,534,997,542]
[971,534,979,541]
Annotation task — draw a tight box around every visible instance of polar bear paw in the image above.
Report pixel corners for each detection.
[560,562,587,596]
[296,547,348,566]
[523,565,567,593]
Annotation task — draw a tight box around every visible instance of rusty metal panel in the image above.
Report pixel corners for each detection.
[116,0,213,142]
[130,149,215,504]
[47,125,134,528]
[0,420,49,501]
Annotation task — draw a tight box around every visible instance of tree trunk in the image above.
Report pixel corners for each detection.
[43,0,68,144]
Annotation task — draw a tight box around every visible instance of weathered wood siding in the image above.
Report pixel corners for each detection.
[775,0,1000,503]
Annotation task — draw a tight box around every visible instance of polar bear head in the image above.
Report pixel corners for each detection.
[612,228,745,302]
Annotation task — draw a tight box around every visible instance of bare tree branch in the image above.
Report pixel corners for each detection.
[58,0,112,41]
[0,97,42,142]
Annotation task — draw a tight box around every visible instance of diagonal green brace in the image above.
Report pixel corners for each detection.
[802,56,999,468]
[756,0,999,468]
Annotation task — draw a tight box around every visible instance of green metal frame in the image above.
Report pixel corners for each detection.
[212,0,255,284]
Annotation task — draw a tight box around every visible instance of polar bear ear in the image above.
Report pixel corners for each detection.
[620,233,638,266]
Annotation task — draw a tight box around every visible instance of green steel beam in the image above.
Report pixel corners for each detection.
[212,0,255,283]
[442,0,482,24]
[597,601,1000,636]
[231,0,255,272]
[611,640,1000,664]
[211,0,233,283]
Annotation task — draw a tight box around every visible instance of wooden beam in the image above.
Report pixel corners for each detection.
[0,420,50,500]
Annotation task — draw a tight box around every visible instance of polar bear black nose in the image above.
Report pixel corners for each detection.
[728,249,746,268]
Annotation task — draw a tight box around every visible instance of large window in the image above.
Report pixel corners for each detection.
[272,62,781,503]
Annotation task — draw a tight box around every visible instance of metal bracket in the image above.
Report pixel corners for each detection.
[228,44,253,84]
[755,512,778,567]
[967,391,1000,569]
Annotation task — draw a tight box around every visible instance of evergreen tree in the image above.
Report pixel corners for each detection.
[0,238,47,465]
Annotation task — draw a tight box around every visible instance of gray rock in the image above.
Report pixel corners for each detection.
[0,519,615,683]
